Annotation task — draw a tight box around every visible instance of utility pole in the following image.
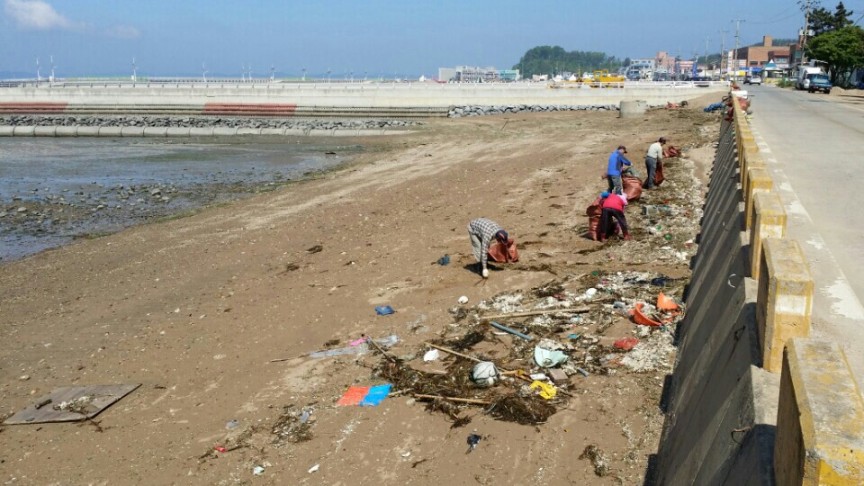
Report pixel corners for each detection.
[719,29,728,79]
[801,0,811,65]
[732,18,745,81]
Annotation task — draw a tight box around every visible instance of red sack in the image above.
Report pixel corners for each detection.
[488,239,519,263]
[622,175,643,202]
[646,160,665,187]
[586,197,603,240]
[663,146,681,158]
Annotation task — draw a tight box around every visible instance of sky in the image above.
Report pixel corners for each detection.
[2,0,863,79]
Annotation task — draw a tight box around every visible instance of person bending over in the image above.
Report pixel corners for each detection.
[467,218,511,278]
[599,192,631,241]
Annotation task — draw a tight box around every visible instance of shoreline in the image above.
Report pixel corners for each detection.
[0,104,723,484]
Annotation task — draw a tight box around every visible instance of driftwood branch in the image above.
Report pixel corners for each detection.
[414,394,492,405]
[424,342,482,363]
[481,307,590,320]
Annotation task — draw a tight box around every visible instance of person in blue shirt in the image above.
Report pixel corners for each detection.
[606,145,632,195]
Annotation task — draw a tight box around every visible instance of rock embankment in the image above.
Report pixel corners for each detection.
[448,104,620,117]
[0,115,420,130]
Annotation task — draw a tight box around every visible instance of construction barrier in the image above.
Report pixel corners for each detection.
[654,94,863,485]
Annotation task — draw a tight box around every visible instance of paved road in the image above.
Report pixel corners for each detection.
[745,84,864,379]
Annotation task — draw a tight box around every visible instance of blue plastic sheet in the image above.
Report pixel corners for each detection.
[375,305,395,316]
[359,384,392,406]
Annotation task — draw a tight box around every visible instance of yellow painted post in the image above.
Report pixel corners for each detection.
[774,338,864,484]
[741,148,765,190]
[757,238,813,372]
[745,167,773,230]
[750,192,787,280]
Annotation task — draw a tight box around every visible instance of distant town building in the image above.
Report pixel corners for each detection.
[733,36,792,71]
[437,66,520,82]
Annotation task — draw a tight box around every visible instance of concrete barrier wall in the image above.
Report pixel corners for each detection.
[0,82,728,109]
[655,95,864,484]
[0,125,412,138]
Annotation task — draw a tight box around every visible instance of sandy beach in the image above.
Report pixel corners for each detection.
[0,97,722,485]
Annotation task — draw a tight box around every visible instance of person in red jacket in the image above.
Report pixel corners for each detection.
[599,191,632,241]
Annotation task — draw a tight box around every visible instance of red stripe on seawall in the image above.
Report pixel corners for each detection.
[0,102,69,114]
[202,103,297,116]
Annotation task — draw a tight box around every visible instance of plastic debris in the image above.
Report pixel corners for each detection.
[349,337,368,346]
[458,295,469,304]
[225,419,239,430]
[467,433,482,452]
[375,305,395,316]
[614,337,639,351]
[253,465,265,476]
[490,321,533,341]
[471,361,499,387]
[529,380,557,399]
[437,254,451,266]
[657,292,680,311]
[423,349,440,362]
[309,335,398,359]
[529,373,548,381]
[630,302,662,327]
[337,384,392,407]
[534,346,569,368]
[215,445,227,453]
[567,333,582,340]
[308,464,320,473]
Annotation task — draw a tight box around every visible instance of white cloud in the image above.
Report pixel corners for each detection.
[4,0,72,30]
[105,25,140,39]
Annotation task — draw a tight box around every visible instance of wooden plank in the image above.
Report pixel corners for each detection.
[3,384,140,425]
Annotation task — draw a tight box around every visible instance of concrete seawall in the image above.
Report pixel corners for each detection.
[653,97,864,484]
[0,82,727,111]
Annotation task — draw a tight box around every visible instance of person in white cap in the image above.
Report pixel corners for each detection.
[644,137,667,189]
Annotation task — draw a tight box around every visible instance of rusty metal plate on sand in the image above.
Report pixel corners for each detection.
[3,384,140,425]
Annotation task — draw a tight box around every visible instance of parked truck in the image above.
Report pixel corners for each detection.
[795,64,825,90]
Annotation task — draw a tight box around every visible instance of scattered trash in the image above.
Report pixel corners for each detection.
[471,361,499,387]
[466,433,482,453]
[580,444,611,477]
[225,419,239,430]
[584,288,598,299]
[252,465,266,476]
[614,337,640,351]
[650,277,668,286]
[530,380,557,399]
[489,321,533,341]
[305,335,398,359]
[457,295,469,305]
[534,346,568,368]
[308,464,320,474]
[567,333,582,340]
[529,373,548,381]
[437,254,451,266]
[401,451,412,458]
[306,244,323,254]
[548,368,569,384]
[214,445,227,453]
[349,336,368,346]
[272,405,314,443]
[630,302,662,327]
[337,384,392,407]
[423,349,440,362]
[375,305,395,316]
[657,292,680,311]
[575,367,590,377]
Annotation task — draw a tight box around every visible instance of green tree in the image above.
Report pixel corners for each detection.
[806,25,864,85]
[514,45,623,78]
[807,2,854,35]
